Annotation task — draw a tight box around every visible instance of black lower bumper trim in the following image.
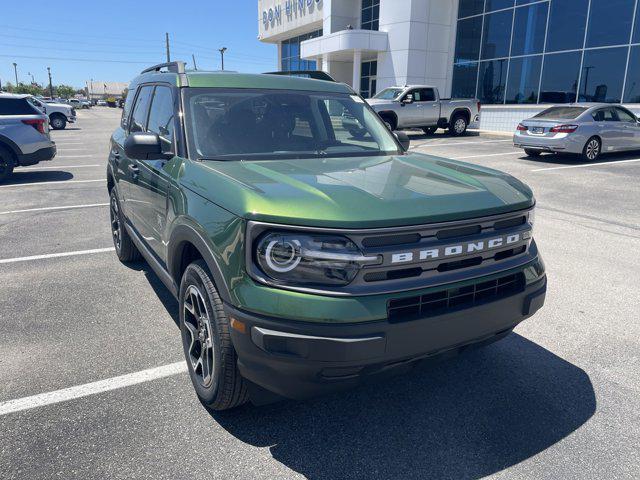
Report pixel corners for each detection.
[18,145,56,166]
[226,276,547,401]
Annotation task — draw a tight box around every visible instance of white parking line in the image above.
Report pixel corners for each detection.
[0,203,108,216]
[53,142,83,145]
[0,362,187,416]
[410,139,512,149]
[0,247,114,265]
[17,164,100,171]
[55,155,94,158]
[0,179,104,189]
[453,152,522,159]
[532,158,640,172]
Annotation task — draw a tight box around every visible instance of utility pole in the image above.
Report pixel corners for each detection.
[47,67,53,98]
[219,47,227,71]
[28,72,35,84]
[165,33,171,62]
[12,62,18,85]
[192,54,198,70]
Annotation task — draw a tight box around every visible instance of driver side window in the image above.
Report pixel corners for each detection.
[147,86,175,147]
[128,85,153,133]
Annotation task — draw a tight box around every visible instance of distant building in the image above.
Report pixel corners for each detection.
[85,81,128,100]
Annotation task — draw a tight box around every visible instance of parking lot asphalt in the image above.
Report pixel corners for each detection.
[1,108,639,479]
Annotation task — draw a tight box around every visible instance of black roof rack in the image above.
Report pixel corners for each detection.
[264,70,336,82]
[141,61,186,75]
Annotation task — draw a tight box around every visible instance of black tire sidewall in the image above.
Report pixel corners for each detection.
[583,137,601,161]
[51,114,66,130]
[0,147,14,181]
[179,262,223,404]
[450,115,467,136]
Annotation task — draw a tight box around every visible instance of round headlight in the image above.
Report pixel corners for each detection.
[254,232,379,287]
[264,238,301,273]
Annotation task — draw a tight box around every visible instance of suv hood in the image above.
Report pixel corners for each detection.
[181,153,534,229]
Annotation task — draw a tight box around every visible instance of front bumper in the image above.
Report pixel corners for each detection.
[68,115,77,123]
[227,271,546,400]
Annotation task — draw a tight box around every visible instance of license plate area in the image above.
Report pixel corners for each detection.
[530,126,545,134]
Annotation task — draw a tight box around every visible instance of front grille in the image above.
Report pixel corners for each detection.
[387,272,525,322]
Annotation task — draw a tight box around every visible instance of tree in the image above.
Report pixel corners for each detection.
[121,87,128,101]
[3,82,15,93]
[14,83,45,96]
[55,84,75,99]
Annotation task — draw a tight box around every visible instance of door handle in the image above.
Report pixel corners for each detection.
[128,164,140,179]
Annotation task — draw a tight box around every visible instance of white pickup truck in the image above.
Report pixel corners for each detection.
[364,85,481,136]
[28,96,76,130]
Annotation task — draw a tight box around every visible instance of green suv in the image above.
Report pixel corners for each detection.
[108,62,546,410]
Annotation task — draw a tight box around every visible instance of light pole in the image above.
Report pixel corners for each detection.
[219,47,227,71]
[12,62,18,85]
[47,67,53,99]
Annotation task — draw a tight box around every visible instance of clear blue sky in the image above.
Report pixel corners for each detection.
[0,0,277,90]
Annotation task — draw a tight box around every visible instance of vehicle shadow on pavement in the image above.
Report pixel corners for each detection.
[521,150,640,166]
[2,170,73,185]
[212,334,595,480]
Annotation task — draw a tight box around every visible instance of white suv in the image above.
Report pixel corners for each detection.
[28,96,76,130]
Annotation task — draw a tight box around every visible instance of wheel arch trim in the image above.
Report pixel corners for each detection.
[167,224,232,303]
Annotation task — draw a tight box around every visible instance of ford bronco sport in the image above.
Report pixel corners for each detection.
[108,62,546,410]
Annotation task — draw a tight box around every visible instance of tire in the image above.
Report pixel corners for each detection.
[179,260,249,411]
[582,136,601,162]
[449,114,468,136]
[422,126,437,135]
[50,114,67,130]
[0,145,15,182]
[524,149,542,157]
[109,188,141,262]
[380,115,397,131]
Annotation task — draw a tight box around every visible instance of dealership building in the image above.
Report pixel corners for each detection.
[258,0,640,131]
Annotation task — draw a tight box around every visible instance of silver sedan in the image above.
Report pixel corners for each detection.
[513,104,640,161]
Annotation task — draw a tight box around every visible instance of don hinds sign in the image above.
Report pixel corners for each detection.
[262,0,322,29]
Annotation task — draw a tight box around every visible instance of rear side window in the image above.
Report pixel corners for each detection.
[615,107,636,123]
[419,88,436,101]
[120,88,136,128]
[534,106,586,119]
[146,86,175,145]
[592,108,618,122]
[128,86,153,133]
[0,98,38,115]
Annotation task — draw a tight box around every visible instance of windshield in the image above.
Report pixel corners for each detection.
[373,88,404,100]
[184,88,401,160]
[534,107,586,119]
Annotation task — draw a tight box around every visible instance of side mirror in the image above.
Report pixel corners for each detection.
[402,94,414,104]
[124,132,169,160]
[394,131,410,151]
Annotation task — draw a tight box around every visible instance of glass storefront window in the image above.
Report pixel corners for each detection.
[579,47,628,103]
[452,62,480,98]
[506,55,542,103]
[539,51,581,104]
[624,46,640,103]
[481,9,513,60]
[586,0,635,48]
[458,0,484,18]
[360,61,378,98]
[361,0,380,31]
[511,2,548,57]
[478,59,509,103]
[546,0,588,52]
[281,30,322,72]
[485,0,513,12]
[455,16,483,63]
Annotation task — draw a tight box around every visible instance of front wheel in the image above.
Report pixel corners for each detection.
[582,136,601,162]
[180,260,249,411]
[50,114,67,130]
[449,115,468,136]
[109,188,141,262]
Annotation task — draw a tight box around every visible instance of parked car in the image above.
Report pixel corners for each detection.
[25,95,76,130]
[68,98,90,109]
[96,100,107,106]
[365,85,481,135]
[108,62,546,410]
[0,94,56,181]
[514,104,640,161]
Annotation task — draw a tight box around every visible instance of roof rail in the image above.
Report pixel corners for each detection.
[141,61,186,75]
